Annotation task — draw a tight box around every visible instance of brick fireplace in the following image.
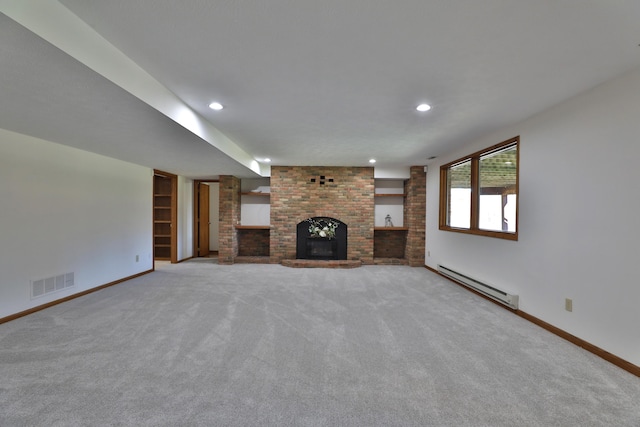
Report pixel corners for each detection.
[218,166,425,266]
[270,166,374,264]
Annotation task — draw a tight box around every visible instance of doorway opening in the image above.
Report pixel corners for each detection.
[193,180,219,258]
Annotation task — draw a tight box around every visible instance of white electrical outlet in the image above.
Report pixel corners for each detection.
[136,255,139,262]
[565,298,573,312]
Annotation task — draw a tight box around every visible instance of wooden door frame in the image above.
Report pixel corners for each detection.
[199,183,210,257]
[154,170,178,264]
[193,179,219,257]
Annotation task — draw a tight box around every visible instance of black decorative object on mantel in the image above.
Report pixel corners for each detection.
[296,217,347,260]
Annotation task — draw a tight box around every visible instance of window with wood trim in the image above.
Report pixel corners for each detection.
[439,136,519,240]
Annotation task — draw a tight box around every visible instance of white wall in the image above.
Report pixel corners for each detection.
[177,176,193,261]
[0,128,153,319]
[425,67,640,367]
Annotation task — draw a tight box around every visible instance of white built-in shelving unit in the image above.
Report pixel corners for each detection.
[239,178,271,226]
[374,179,405,228]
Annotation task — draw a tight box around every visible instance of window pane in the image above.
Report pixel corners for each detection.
[478,144,517,232]
[505,194,517,232]
[447,159,471,228]
[478,194,502,230]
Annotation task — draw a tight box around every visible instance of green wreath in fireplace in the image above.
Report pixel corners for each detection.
[306,217,338,239]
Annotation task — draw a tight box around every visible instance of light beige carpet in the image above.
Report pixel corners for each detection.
[1,261,639,426]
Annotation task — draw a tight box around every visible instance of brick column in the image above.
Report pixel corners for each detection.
[404,166,426,266]
[218,175,240,264]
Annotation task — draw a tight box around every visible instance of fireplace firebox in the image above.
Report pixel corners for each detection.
[296,217,347,260]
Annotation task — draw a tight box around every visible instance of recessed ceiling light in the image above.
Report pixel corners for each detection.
[208,102,224,110]
[416,103,431,112]
[263,158,271,163]
[369,159,376,164]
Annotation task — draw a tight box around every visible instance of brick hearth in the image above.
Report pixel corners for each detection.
[281,259,362,269]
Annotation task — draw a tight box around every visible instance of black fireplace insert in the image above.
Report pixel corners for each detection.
[296,217,347,260]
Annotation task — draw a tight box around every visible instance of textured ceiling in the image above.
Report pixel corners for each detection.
[2,1,640,178]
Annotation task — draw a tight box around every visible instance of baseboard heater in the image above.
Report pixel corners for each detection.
[437,265,519,309]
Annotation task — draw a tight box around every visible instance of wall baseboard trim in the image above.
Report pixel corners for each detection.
[0,269,154,325]
[424,265,640,378]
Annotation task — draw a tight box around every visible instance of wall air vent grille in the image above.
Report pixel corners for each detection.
[31,272,74,299]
